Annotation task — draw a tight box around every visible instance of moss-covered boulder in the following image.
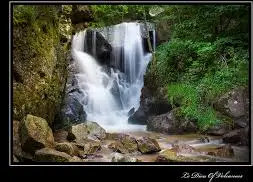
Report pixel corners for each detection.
[108,141,128,154]
[67,122,106,144]
[137,137,161,154]
[55,142,75,156]
[20,114,55,154]
[118,135,138,153]
[34,148,72,162]
[214,87,249,119]
[82,139,101,155]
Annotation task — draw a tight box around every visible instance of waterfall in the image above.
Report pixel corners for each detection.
[71,22,153,131]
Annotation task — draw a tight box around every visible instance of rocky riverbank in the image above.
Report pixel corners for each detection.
[13,114,249,163]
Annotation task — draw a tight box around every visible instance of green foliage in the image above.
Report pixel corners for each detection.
[89,5,151,27]
[151,5,249,130]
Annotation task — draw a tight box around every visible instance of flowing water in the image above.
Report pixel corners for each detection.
[72,22,152,132]
[69,22,249,163]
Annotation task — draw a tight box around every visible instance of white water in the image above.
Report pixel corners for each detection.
[71,22,152,132]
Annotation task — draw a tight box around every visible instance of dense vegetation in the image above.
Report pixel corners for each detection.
[148,5,249,130]
[90,4,249,130]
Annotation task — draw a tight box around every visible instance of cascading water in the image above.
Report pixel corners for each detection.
[71,22,153,132]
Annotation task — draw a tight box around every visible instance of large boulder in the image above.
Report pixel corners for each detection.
[137,137,161,154]
[19,115,55,154]
[108,141,128,154]
[214,87,249,119]
[58,90,87,129]
[206,122,232,136]
[107,134,139,154]
[128,87,172,125]
[82,139,101,155]
[34,148,72,162]
[13,120,33,162]
[146,110,197,134]
[55,142,75,156]
[67,122,106,143]
[222,127,249,146]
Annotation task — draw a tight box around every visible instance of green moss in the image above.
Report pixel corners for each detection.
[13,5,68,126]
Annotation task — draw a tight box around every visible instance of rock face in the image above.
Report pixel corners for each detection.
[67,122,106,143]
[214,87,249,119]
[59,89,87,128]
[128,87,172,125]
[13,5,68,126]
[146,110,197,134]
[20,115,55,154]
[85,29,112,65]
[222,127,249,146]
[137,137,161,154]
[34,148,72,162]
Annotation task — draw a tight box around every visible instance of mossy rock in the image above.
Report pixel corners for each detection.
[156,149,214,162]
[34,148,72,162]
[20,114,55,154]
[137,137,161,154]
[55,142,75,156]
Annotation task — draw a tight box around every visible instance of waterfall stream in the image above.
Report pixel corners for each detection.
[71,22,153,131]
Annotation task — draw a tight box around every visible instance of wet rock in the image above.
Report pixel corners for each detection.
[69,156,84,162]
[137,137,161,154]
[83,139,101,154]
[207,144,234,158]
[85,29,112,65]
[118,135,138,153]
[156,149,214,162]
[147,110,197,134]
[67,122,106,143]
[55,142,75,156]
[111,153,141,162]
[34,148,72,162]
[53,129,69,143]
[222,127,249,146]
[171,144,197,154]
[128,87,172,125]
[214,87,249,118]
[59,91,87,129]
[107,134,139,153]
[198,136,210,143]
[128,107,135,116]
[106,133,129,140]
[206,123,230,136]
[108,141,128,154]
[20,115,55,154]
